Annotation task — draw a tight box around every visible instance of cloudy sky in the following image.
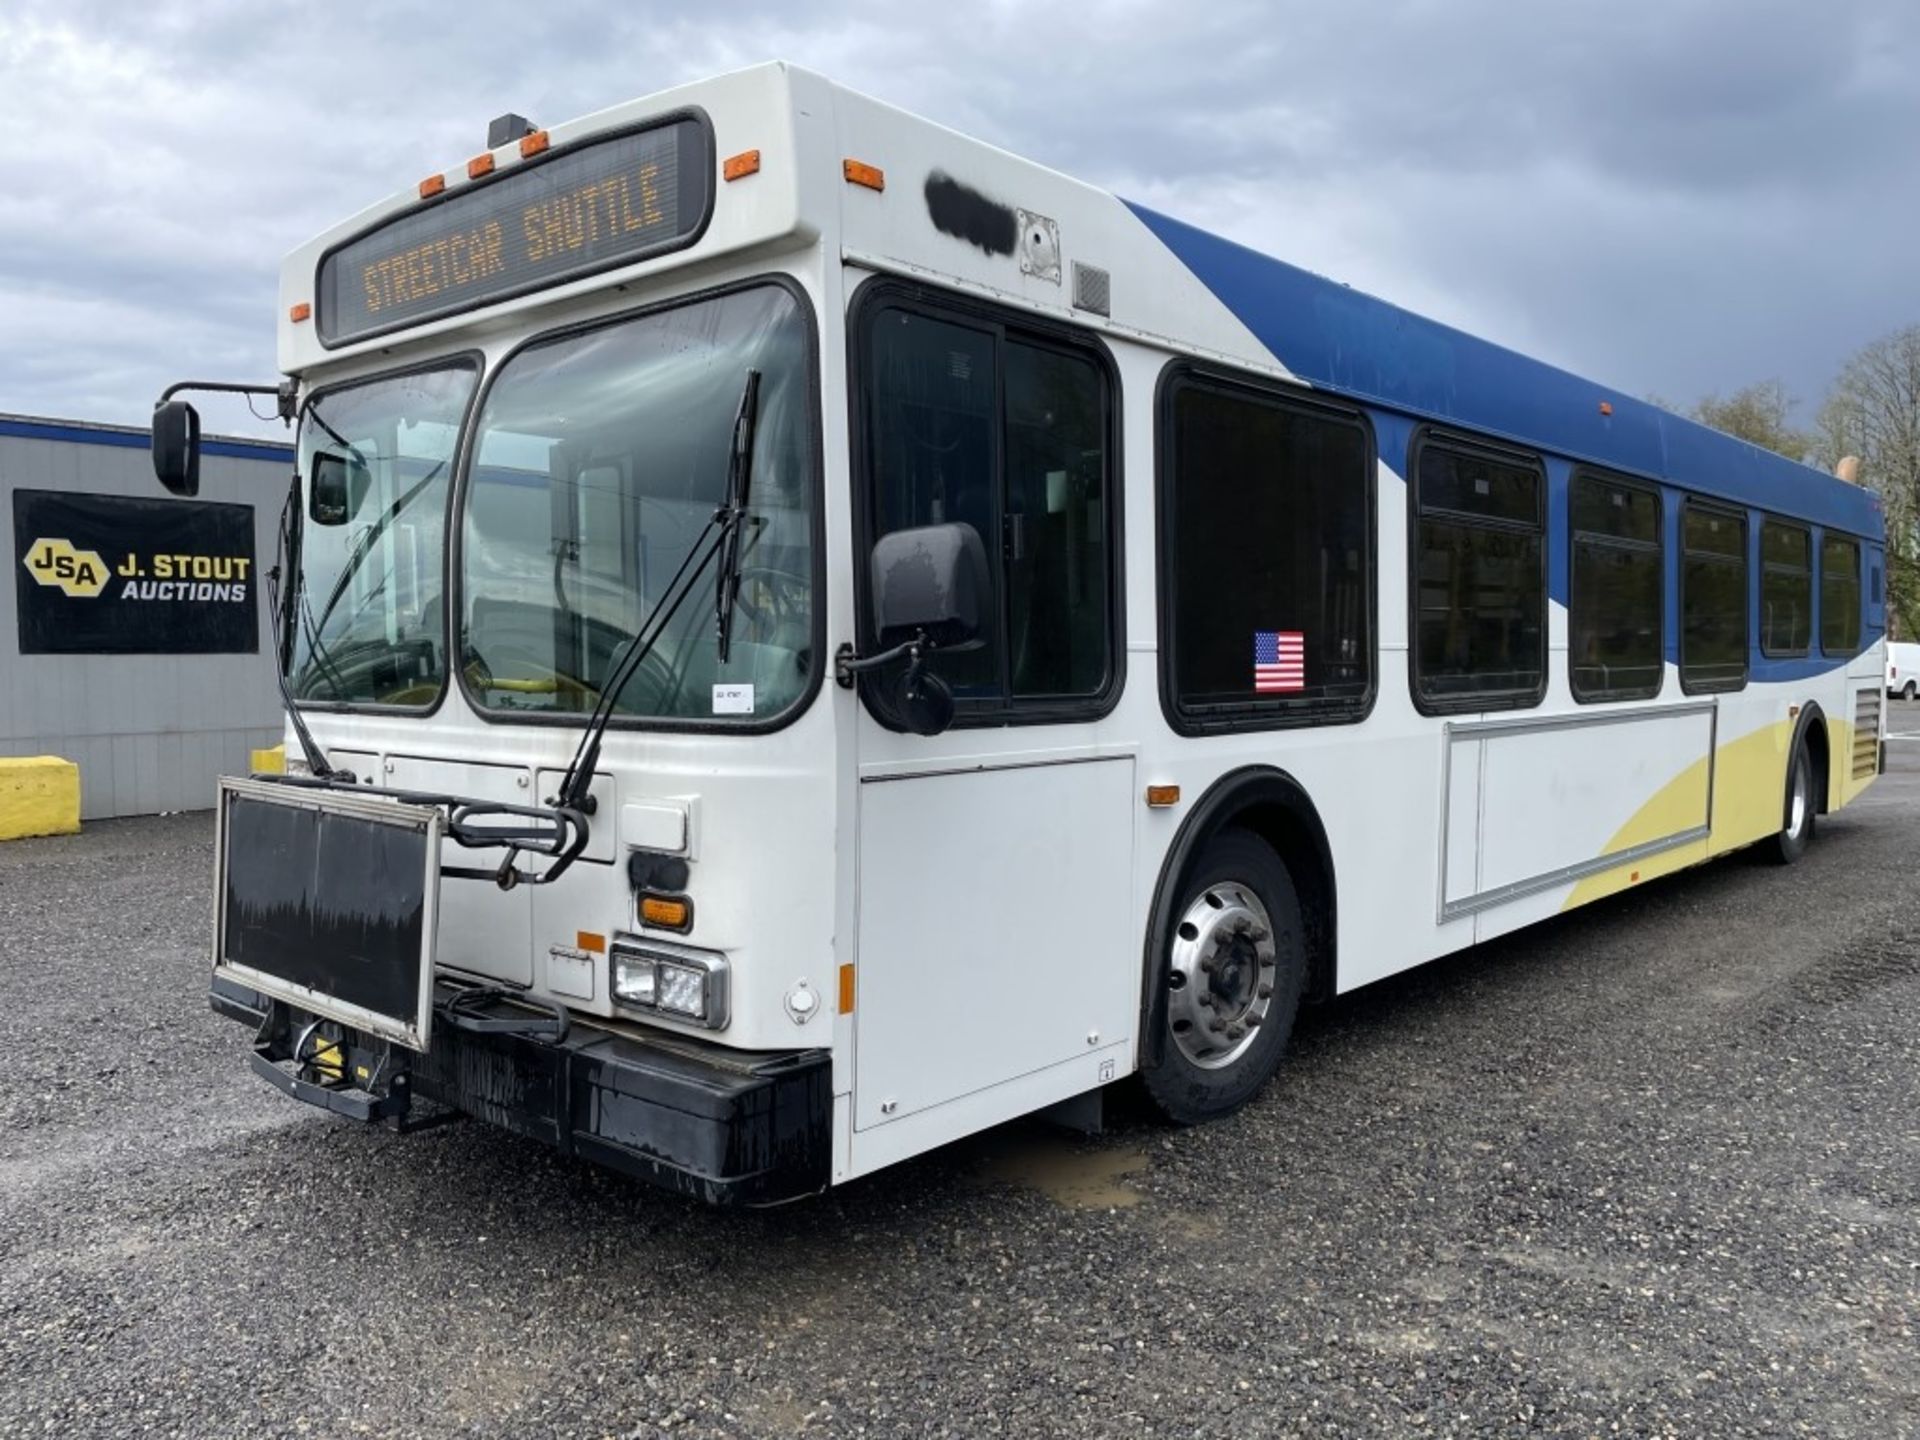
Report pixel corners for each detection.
[1,0,1914,439]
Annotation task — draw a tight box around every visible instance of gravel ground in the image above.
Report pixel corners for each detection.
[3,709,1919,1439]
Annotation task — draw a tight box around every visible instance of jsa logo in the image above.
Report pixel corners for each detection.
[22,537,109,598]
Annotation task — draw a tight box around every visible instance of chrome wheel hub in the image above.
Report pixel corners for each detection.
[1789,752,1810,836]
[1167,881,1277,1069]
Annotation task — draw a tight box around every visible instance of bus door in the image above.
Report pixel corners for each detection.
[846,290,1136,1141]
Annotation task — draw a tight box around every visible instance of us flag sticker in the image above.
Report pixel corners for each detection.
[1254,630,1305,692]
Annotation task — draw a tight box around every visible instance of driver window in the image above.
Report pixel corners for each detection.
[861,296,1116,719]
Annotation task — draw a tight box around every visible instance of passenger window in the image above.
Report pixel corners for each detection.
[1161,374,1371,727]
[1680,502,1748,692]
[1759,518,1812,657]
[861,299,1115,716]
[1569,472,1662,702]
[1411,435,1545,710]
[1821,534,1861,656]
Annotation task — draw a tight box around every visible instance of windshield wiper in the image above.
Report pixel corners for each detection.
[266,474,347,780]
[714,369,761,664]
[553,369,762,815]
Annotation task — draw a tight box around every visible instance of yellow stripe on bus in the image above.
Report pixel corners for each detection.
[1560,718,1801,911]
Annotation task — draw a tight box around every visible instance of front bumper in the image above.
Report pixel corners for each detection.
[212,974,831,1206]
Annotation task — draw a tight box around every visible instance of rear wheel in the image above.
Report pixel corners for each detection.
[1764,740,1816,865]
[1140,830,1306,1124]
[1904,680,1916,701]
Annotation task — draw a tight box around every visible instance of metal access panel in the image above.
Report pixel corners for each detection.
[853,755,1135,1131]
[214,776,443,1050]
[1440,702,1716,920]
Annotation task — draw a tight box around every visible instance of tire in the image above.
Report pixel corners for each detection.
[1764,739,1816,865]
[1904,681,1916,701]
[1139,829,1307,1124]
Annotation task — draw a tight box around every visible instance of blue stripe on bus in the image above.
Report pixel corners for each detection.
[1124,201,1884,545]
[0,415,294,463]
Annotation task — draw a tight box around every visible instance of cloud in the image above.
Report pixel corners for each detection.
[2,0,1915,437]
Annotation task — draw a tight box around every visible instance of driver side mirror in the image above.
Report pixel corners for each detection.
[864,522,990,737]
[152,401,201,497]
[308,449,372,526]
[870,522,990,650]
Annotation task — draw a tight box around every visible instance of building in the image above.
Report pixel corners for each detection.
[2,413,291,820]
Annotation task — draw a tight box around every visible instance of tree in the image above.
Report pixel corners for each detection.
[1814,326,1920,640]
[1685,380,1812,462]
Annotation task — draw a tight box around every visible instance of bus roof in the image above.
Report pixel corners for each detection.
[1126,202,1882,541]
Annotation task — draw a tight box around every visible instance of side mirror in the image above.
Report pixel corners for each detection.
[152,401,201,497]
[309,449,372,526]
[870,522,990,650]
[863,522,990,737]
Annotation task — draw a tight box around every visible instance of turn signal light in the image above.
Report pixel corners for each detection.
[640,894,691,931]
[843,158,885,191]
[1145,784,1181,808]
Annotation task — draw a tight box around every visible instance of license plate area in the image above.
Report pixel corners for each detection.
[214,776,443,1051]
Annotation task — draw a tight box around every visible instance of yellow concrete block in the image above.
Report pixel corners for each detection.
[0,756,81,840]
[250,744,287,775]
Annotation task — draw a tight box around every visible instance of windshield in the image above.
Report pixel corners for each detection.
[460,284,816,723]
[289,362,477,705]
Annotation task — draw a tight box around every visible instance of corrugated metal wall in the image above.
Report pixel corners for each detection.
[1,415,293,819]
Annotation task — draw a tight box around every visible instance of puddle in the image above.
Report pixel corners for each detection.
[963,1126,1150,1210]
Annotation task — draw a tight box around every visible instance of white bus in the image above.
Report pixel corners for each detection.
[152,64,1888,1205]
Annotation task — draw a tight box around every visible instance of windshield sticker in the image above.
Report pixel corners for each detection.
[712,683,755,716]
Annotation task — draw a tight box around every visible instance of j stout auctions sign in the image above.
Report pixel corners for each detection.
[13,490,258,655]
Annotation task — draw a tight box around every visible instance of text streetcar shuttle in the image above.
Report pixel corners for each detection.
[152,64,1886,1205]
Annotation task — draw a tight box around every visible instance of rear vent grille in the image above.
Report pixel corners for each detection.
[1072,261,1111,316]
[1853,688,1882,778]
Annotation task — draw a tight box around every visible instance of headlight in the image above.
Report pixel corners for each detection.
[609,937,729,1030]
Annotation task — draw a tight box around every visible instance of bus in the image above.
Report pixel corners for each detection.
[151,63,1888,1205]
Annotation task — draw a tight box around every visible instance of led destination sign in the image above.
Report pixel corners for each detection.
[317,117,712,345]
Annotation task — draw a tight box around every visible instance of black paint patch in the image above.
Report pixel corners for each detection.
[925,171,1018,257]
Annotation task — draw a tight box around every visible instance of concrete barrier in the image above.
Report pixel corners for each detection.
[0,756,82,840]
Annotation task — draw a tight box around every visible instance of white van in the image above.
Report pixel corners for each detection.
[1889,642,1920,699]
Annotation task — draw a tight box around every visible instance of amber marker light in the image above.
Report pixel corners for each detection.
[838,963,857,1015]
[575,930,607,955]
[843,158,885,191]
[1599,400,1614,416]
[288,302,311,323]
[418,173,446,199]
[723,149,761,182]
[1145,784,1181,808]
[640,895,691,931]
[519,129,550,159]
[468,152,496,179]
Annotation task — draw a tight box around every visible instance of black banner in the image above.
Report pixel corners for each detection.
[13,489,258,654]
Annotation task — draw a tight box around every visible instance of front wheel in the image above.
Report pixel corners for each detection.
[1764,740,1816,865]
[1139,830,1306,1124]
